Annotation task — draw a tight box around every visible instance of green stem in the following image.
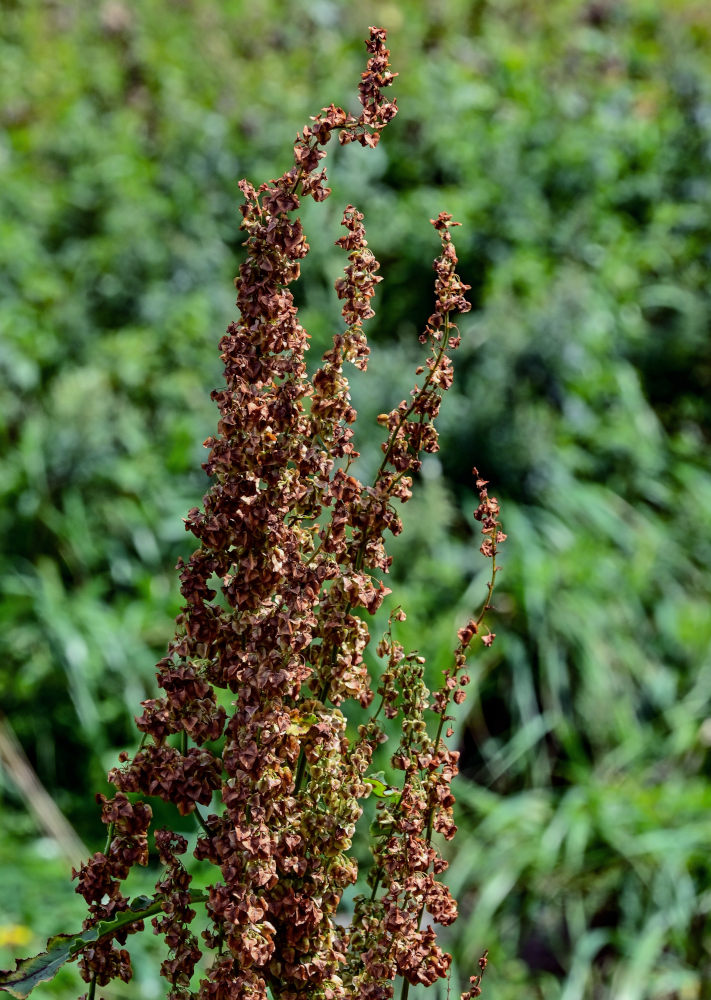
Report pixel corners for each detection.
[369,873,382,901]
[178,731,213,837]
[419,522,502,898]
[375,315,451,479]
[102,822,115,856]
[87,891,209,950]
[474,528,501,631]
[293,639,347,795]
[293,750,308,796]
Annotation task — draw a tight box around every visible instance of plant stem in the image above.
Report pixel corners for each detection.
[293,751,308,796]
[102,822,115,855]
[78,891,210,957]
[376,318,451,479]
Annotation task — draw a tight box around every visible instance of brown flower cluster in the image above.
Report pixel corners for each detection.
[71,27,503,1000]
[153,830,201,999]
[72,792,151,992]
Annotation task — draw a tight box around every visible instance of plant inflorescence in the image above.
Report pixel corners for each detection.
[0,26,502,1000]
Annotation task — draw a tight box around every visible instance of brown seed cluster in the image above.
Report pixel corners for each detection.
[72,792,151,991]
[72,27,502,1000]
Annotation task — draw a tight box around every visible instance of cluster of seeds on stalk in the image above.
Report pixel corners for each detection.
[72,26,502,1000]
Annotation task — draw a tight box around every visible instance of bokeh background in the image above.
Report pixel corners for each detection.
[2,0,711,997]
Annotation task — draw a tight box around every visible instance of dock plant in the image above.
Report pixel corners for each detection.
[0,26,502,1000]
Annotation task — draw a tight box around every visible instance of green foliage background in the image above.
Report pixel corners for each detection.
[2,0,711,997]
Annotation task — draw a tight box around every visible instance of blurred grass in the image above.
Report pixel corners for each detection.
[2,0,711,996]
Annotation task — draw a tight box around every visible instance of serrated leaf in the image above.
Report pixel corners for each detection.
[0,930,99,999]
[0,892,206,998]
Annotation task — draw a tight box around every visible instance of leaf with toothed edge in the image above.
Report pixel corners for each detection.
[0,892,207,998]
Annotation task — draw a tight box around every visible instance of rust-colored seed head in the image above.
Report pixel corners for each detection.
[69,26,501,1000]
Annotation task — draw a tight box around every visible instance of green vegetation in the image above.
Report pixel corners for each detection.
[1,1,710,997]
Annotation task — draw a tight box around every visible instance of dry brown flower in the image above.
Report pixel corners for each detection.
[56,26,504,1000]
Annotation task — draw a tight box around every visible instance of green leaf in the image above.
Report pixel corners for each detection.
[365,771,401,801]
[128,894,154,912]
[286,713,319,736]
[0,892,207,998]
[0,931,96,999]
